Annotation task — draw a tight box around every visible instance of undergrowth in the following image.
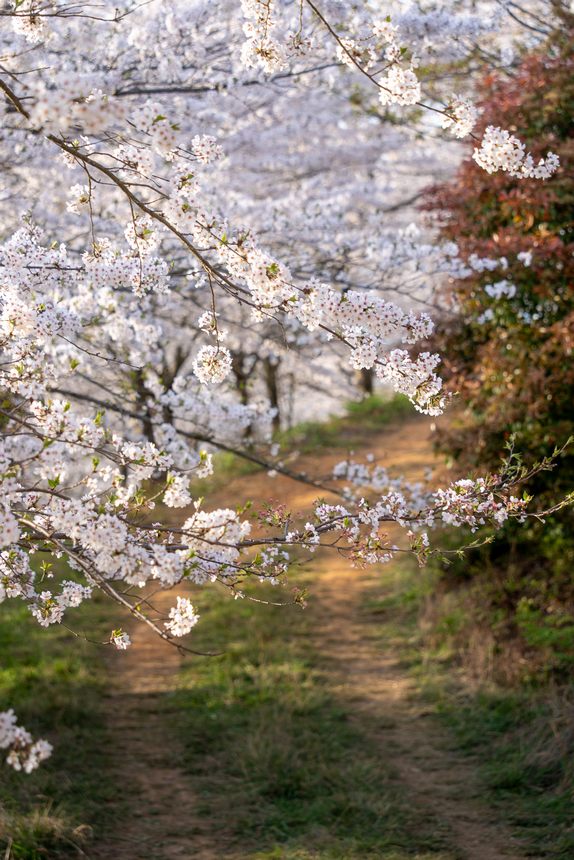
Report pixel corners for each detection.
[0,588,122,859]
[364,558,574,859]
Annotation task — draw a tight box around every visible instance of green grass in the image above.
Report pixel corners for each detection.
[278,393,413,454]
[0,590,123,858]
[436,690,574,859]
[171,579,455,859]
[362,558,574,859]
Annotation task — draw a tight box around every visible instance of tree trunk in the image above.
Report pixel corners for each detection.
[356,367,374,396]
[134,369,156,444]
[263,356,281,433]
[231,352,250,406]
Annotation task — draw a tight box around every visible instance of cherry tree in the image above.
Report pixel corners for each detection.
[0,0,568,771]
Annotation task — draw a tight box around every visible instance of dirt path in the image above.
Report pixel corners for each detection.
[93,591,226,860]
[311,557,528,860]
[95,415,532,859]
[304,418,530,860]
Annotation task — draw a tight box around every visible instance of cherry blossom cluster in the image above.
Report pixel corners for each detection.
[165,596,200,637]
[331,12,423,109]
[473,126,559,179]
[0,709,52,773]
[329,458,530,534]
[442,95,479,139]
[433,479,528,530]
[193,345,234,385]
[241,0,290,73]
[9,0,46,44]
[375,350,446,416]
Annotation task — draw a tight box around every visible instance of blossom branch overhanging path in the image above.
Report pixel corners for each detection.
[0,0,568,773]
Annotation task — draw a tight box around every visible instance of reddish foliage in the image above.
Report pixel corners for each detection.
[421,26,574,643]
[425,28,574,474]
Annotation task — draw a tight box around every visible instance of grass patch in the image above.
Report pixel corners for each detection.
[191,449,263,496]
[278,393,413,454]
[0,590,122,858]
[437,689,574,859]
[362,557,574,859]
[171,578,455,859]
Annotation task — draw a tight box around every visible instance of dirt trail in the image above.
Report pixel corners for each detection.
[312,557,527,860]
[93,592,225,860]
[96,416,531,860]
[303,418,529,860]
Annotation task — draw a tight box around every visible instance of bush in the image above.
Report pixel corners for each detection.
[424,20,574,675]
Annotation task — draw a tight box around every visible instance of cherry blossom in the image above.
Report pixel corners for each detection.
[473,126,559,179]
[0,0,567,772]
[0,710,52,773]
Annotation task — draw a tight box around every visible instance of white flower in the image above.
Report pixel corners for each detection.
[192,345,232,385]
[66,184,91,215]
[0,710,52,772]
[165,597,199,637]
[379,66,421,107]
[473,126,559,179]
[111,630,131,650]
[484,279,516,299]
[442,95,478,139]
[196,452,213,479]
[517,251,532,267]
[163,473,193,508]
[191,135,223,164]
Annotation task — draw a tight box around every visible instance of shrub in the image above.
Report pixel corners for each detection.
[424,21,574,675]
